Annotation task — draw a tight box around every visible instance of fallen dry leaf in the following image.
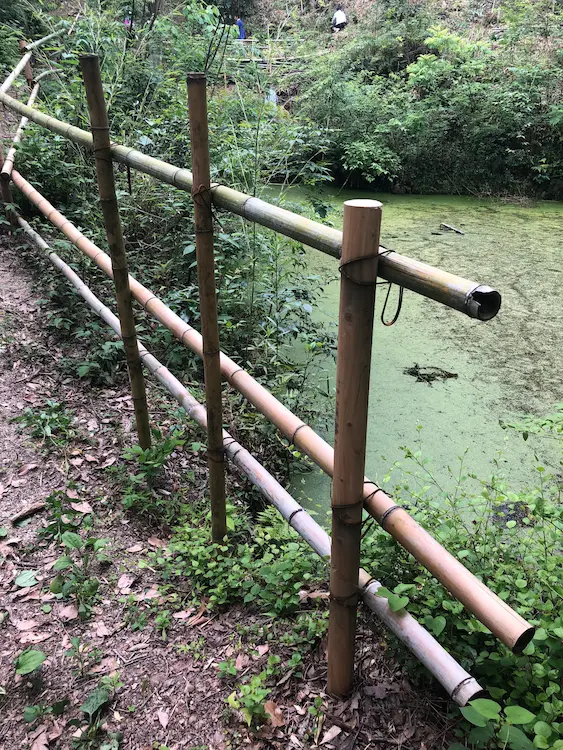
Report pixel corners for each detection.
[147,537,166,549]
[90,655,119,674]
[18,463,38,476]
[66,489,80,500]
[264,700,285,728]
[95,621,110,637]
[235,653,249,670]
[118,574,136,590]
[173,609,194,620]
[20,631,53,644]
[70,501,93,514]
[299,589,330,602]
[58,604,78,621]
[14,619,41,631]
[320,726,342,745]
[257,644,269,656]
[30,725,49,750]
[126,543,144,553]
[364,684,391,699]
[69,458,84,467]
[157,709,169,729]
[84,454,98,463]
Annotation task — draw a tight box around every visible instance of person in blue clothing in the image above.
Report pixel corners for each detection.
[234,15,246,39]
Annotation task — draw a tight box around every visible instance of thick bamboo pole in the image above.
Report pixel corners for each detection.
[0,91,501,320]
[10,168,533,652]
[16,211,484,706]
[328,200,382,696]
[187,72,227,542]
[1,83,40,182]
[79,54,151,450]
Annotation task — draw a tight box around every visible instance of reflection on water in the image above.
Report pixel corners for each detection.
[269,186,563,515]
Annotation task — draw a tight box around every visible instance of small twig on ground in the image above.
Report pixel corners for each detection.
[10,501,46,524]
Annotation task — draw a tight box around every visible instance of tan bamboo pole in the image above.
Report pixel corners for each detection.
[1,83,40,182]
[328,200,382,696]
[0,91,501,320]
[9,168,534,652]
[16,211,484,706]
[187,72,227,542]
[19,41,34,89]
[79,54,151,450]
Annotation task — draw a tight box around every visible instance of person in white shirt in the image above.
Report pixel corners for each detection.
[331,5,347,32]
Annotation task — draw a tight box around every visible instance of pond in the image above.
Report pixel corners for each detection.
[274,187,563,514]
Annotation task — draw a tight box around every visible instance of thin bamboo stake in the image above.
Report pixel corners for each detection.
[19,41,33,89]
[16,211,484,706]
[187,72,227,542]
[9,168,534,652]
[0,90,501,320]
[1,83,40,182]
[79,54,151,450]
[328,200,382,696]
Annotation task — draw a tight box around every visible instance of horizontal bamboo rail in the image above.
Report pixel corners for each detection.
[0,90,501,320]
[15,211,484,706]
[0,53,33,94]
[23,28,66,51]
[1,83,40,181]
[10,168,534,653]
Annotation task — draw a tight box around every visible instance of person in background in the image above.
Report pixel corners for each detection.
[331,4,347,32]
[124,15,132,29]
[234,15,246,40]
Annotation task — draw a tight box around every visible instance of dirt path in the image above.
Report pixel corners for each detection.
[0,233,453,749]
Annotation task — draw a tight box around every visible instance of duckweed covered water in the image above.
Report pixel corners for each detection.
[279,188,563,512]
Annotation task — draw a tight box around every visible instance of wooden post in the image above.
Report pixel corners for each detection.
[327,199,382,696]
[79,54,151,450]
[187,72,227,542]
[19,40,34,89]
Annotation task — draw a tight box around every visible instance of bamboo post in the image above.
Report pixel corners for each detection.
[0,144,17,229]
[187,72,227,542]
[19,41,34,89]
[79,54,151,450]
[328,199,382,696]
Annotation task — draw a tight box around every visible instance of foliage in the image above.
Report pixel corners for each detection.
[294,5,563,197]
[50,531,111,618]
[362,413,563,749]
[14,399,75,447]
[38,490,92,543]
[160,505,326,616]
[14,649,46,675]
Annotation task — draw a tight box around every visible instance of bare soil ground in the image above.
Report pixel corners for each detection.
[0,234,456,750]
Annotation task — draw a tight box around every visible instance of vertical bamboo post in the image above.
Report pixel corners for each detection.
[0,144,16,229]
[187,72,227,542]
[79,54,151,450]
[327,199,382,696]
[19,40,34,89]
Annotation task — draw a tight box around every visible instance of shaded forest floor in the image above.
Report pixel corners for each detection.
[0,234,457,750]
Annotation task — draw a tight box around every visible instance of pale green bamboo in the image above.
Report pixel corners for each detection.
[0,53,33,94]
[1,83,40,181]
[24,27,65,51]
[0,89,501,320]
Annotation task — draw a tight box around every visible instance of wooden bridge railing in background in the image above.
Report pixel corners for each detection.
[0,32,533,702]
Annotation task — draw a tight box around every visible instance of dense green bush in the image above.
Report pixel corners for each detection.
[362,412,563,749]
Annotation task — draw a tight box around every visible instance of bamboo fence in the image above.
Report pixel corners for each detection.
[0,38,536,700]
[13,208,484,706]
[8,166,534,654]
